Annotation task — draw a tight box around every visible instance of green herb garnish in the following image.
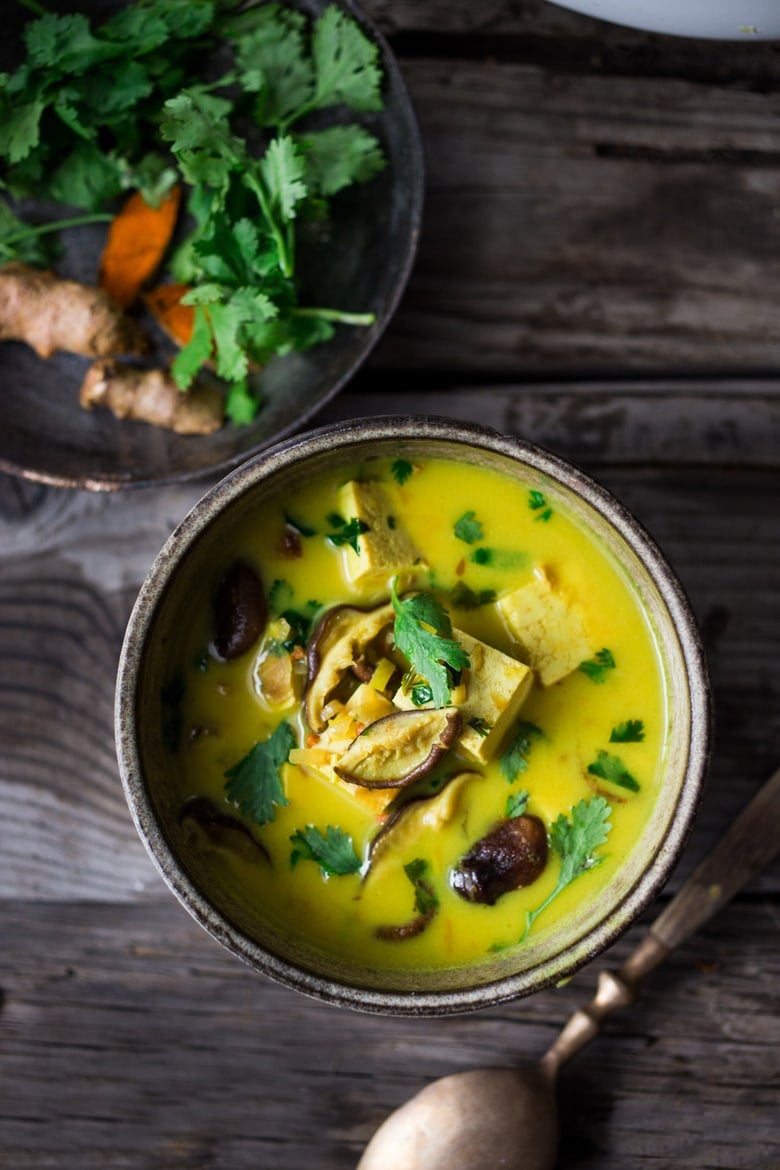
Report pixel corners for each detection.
[224,722,295,825]
[528,490,553,522]
[500,721,543,782]
[391,458,413,485]
[404,858,439,916]
[522,797,612,938]
[289,824,361,877]
[454,510,483,545]
[448,582,497,610]
[506,789,530,819]
[469,717,492,738]
[610,719,645,743]
[587,750,640,792]
[578,648,616,683]
[410,682,434,707]
[391,583,470,709]
[1,2,386,422]
[325,514,369,555]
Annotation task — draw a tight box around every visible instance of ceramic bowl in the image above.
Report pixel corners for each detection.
[546,0,780,39]
[116,417,711,1015]
[0,2,423,491]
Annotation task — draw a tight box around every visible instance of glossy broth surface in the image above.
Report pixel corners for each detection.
[167,456,667,973]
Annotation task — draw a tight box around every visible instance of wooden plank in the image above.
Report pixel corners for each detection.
[355,56,780,373]
[1,898,778,1169]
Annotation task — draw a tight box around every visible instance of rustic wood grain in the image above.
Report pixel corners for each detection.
[1,899,777,1169]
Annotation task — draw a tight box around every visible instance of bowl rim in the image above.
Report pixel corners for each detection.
[116,415,712,1015]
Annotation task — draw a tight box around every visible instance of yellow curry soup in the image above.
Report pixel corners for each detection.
[167,456,667,973]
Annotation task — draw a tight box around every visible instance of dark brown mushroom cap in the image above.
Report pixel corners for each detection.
[212,561,267,661]
[451,814,548,905]
[304,601,394,733]
[179,796,271,865]
[334,706,462,789]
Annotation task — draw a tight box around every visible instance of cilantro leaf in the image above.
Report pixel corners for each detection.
[587,750,640,792]
[610,719,645,743]
[528,489,553,522]
[300,125,385,197]
[500,721,543,782]
[234,9,313,129]
[506,789,529,818]
[289,824,361,876]
[404,858,439,916]
[448,582,496,610]
[523,797,612,938]
[454,510,483,545]
[172,304,214,390]
[311,6,383,114]
[469,717,492,738]
[259,134,307,223]
[225,379,261,426]
[325,515,369,554]
[224,722,295,825]
[391,584,470,709]
[579,648,616,684]
[391,458,413,485]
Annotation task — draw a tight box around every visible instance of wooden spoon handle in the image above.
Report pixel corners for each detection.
[542,766,780,1074]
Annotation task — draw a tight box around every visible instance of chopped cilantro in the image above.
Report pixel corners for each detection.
[471,547,492,566]
[325,515,369,554]
[528,490,553,522]
[224,722,295,825]
[391,583,470,709]
[454,510,484,545]
[579,648,616,683]
[404,858,439,916]
[468,717,492,738]
[610,719,645,743]
[500,721,543,782]
[523,797,612,938]
[284,512,317,538]
[506,789,530,819]
[448,582,497,610]
[391,458,413,485]
[289,824,361,877]
[387,515,396,529]
[410,682,434,707]
[587,750,640,792]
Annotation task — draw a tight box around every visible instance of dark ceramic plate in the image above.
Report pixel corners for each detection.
[0,1,423,490]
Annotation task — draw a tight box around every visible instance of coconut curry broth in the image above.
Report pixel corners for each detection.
[166,457,667,971]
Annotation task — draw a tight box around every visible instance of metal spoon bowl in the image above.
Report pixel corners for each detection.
[358,766,780,1170]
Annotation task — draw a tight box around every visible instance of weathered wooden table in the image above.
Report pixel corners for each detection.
[2,3,779,1167]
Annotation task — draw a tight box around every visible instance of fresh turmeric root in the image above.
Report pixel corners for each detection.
[99,187,182,309]
[80,360,224,435]
[0,262,146,359]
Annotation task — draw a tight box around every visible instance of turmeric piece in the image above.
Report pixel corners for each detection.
[144,282,195,348]
[80,360,224,435]
[0,263,146,359]
[98,187,182,308]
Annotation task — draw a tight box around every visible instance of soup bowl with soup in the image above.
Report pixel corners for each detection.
[116,417,710,1015]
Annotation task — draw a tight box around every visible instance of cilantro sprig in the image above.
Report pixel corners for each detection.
[224,722,295,825]
[391,583,470,709]
[587,750,640,793]
[289,824,361,877]
[500,721,543,782]
[1,1,387,424]
[610,719,645,743]
[579,648,616,684]
[522,796,612,939]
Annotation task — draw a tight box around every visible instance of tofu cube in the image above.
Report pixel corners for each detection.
[337,480,420,586]
[497,566,591,686]
[394,628,533,763]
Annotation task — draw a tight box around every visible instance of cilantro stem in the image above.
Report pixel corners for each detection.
[0,212,113,250]
[294,307,376,326]
[243,172,293,278]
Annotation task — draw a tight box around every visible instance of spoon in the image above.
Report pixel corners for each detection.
[357,765,780,1170]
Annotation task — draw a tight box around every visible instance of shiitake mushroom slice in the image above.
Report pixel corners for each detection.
[305,601,394,732]
[334,707,461,789]
[451,815,548,905]
[212,561,267,661]
[365,771,479,879]
[180,796,271,865]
